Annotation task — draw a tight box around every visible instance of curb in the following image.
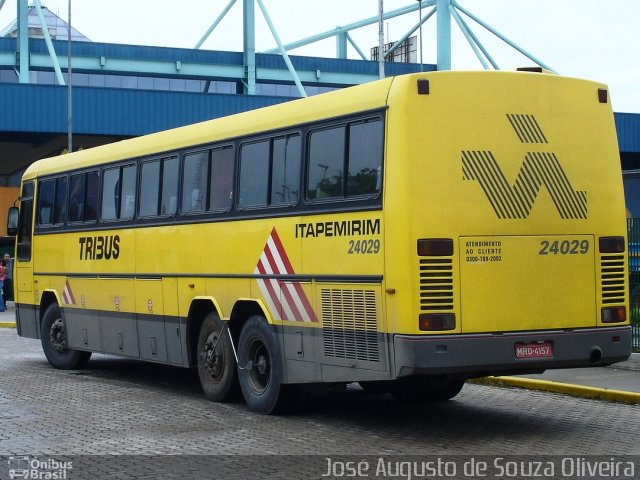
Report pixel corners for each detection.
[0,322,16,328]
[472,376,640,405]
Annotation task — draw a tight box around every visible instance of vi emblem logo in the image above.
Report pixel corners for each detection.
[462,114,587,219]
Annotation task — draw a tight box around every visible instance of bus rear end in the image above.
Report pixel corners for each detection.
[384,71,631,380]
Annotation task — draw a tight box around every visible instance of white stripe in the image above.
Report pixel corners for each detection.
[258,250,298,321]
[254,266,282,321]
[266,236,289,274]
[62,284,71,304]
[282,282,312,322]
[265,236,314,322]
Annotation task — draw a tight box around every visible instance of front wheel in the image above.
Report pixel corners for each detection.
[40,304,91,369]
[197,312,239,402]
[237,315,303,414]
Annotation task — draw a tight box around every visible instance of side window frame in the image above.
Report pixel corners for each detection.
[237,132,301,211]
[305,114,384,204]
[101,163,137,223]
[68,170,99,224]
[138,156,178,219]
[17,181,34,262]
[36,178,56,226]
[181,150,210,216]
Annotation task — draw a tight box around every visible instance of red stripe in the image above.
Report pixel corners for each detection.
[270,229,317,322]
[293,282,318,322]
[256,261,284,319]
[65,280,76,304]
[264,245,304,321]
[270,228,295,274]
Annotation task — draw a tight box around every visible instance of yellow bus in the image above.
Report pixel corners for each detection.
[8,71,631,414]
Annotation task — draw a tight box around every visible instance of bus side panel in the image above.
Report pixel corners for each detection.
[64,278,102,352]
[100,278,139,358]
[162,276,184,365]
[15,266,37,338]
[299,211,389,383]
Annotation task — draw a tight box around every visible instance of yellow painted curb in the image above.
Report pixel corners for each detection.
[472,376,640,405]
[0,322,16,328]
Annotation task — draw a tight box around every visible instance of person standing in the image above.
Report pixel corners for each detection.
[0,260,6,312]
[2,253,12,306]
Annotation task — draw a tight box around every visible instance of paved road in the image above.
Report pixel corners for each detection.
[0,329,638,479]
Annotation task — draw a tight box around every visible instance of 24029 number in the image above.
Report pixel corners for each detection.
[539,239,589,255]
[348,239,380,254]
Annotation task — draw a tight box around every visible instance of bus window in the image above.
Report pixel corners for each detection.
[39,177,68,226]
[37,179,55,225]
[68,172,98,223]
[347,119,383,197]
[239,140,270,208]
[85,171,99,221]
[182,151,208,214]
[271,135,300,205]
[53,177,67,225]
[121,165,136,219]
[17,181,34,261]
[139,160,160,217]
[101,168,119,220]
[209,146,234,212]
[68,174,85,222]
[307,126,345,200]
[160,157,179,215]
[102,165,136,221]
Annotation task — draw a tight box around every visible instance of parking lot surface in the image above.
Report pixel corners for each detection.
[0,330,638,478]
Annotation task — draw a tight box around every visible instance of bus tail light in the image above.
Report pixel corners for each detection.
[598,88,608,104]
[601,307,626,323]
[419,313,455,331]
[417,238,453,256]
[598,236,625,253]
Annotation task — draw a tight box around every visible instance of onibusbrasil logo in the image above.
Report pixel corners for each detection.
[7,456,72,479]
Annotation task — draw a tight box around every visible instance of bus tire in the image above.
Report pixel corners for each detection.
[237,315,288,414]
[390,377,465,403]
[197,312,239,402]
[40,304,91,370]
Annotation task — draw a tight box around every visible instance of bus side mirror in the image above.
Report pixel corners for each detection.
[7,206,18,236]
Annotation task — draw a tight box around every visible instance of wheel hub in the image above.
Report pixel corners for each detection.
[49,319,67,353]
[247,340,270,393]
[202,333,223,380]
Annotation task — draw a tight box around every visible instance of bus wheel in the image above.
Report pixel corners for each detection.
[237,315,289,414]
[390,377,465,402]
[197,312,239,402]
[40,304,91,370]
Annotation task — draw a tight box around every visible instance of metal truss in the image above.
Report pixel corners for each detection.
[2,0,555,93]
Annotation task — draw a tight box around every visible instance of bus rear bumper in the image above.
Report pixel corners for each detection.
[393,326,632,378]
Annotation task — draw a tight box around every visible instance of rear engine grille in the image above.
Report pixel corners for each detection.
[321,289,379,362]
[600,254,625,304]
[419,258,454,311]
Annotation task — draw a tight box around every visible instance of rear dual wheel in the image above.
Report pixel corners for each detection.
[197,312,239,402]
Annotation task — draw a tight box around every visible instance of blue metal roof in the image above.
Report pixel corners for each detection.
[615,112,640,153]
[0,37,637,153]
[1,83,639,152]
[0,83,289,136]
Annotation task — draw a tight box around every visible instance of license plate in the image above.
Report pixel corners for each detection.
[515,341,553,359]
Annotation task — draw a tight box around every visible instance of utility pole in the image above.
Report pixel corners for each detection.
[378,0,384,78]
[67,0,73,152]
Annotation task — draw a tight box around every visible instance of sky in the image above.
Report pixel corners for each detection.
[1,0,638,113]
